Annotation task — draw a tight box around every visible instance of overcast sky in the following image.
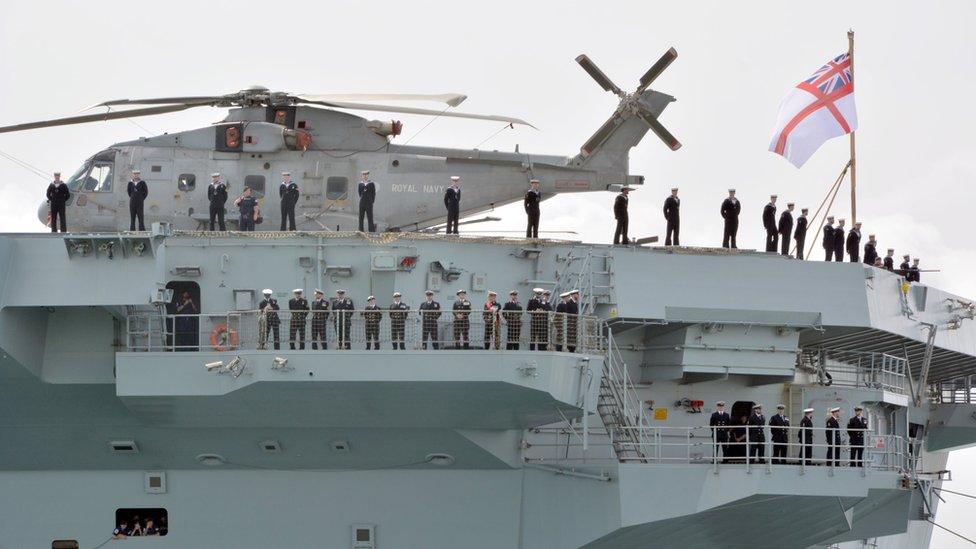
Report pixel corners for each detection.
[2,1,975,545]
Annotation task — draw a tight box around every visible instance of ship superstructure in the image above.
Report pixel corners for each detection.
[1,228,974,548]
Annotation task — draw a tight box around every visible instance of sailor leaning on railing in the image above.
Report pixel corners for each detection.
[138,287,596,353]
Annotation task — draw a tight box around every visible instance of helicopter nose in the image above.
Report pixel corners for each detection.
[37,201,50,228]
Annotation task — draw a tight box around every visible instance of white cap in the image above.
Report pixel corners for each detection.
[571,289,580,294]
[830,407,841,413]
[425,290,434,295]
[450,176,460,181]
[262,288,273,295]
[803,408,814,413]
[559,291,572,298]
[314,289,323,295]
[367,295,375,300]
[293,288,303,294]
[509,289,518,295]
[533,287,544,293]
[281,171,291,176]
[393,291,402,297]
[337,289,346,294]
[530,179,540,183]
[753,403,763,409]
[361,170,370,175]
[716,401,726,406]
[671,187,678,191]
[487,290,497,296]
[456,289,466,295]
[776,404,785,409]
[211,172,220,177]
[728,188,736,192]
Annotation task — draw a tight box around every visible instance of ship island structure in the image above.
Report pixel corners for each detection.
[1,226,976,549]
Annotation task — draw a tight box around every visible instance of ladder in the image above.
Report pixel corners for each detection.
[596,329,651,462]
[551,247,614,315]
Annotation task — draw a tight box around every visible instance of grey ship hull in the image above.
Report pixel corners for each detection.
[0,230,973,548]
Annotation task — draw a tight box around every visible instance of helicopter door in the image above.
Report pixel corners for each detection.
[141,159,172,227]
[67,150,117,230]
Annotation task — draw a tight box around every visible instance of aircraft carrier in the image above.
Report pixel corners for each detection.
[0,227,974,548]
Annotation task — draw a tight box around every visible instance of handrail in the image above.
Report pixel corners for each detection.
[801,347,909,395]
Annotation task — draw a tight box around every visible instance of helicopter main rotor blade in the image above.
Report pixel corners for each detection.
[575,54,623,96]
[636,109,681,151]
[299,99,535,128]
[0,103,209,134]
[85,95,234,110]
[636,47,678,94]
[297,93,468,108]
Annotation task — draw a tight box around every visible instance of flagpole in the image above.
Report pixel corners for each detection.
[848,29,857,225]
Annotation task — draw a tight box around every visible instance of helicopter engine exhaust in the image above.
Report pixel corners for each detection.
[367,120,402,138]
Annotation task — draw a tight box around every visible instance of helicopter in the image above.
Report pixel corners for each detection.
[0,50,681,233]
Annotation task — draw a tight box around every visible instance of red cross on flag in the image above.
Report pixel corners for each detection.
[769,53,858,168]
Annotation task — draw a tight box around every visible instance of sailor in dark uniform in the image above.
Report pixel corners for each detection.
[502,290,523,350]
[288,288,309,350]
[613,187,631,245]
[358,170,377,232]
[233,186,258,231]
[748,404,766,464]
[762,194,778,253]
[884,248,895,271]
[553,292,569,352]
[527,288,547,350]
[709,401,731,462]
[207,173,228,231]
[663,187,680,246]
[113,519,130,539]
[389,292,409,350]
[259,289,281,350]
[825,407,842,467]
[899,254,911,277]
[863,234,878,265]
[363,295,383,350]
[483,291,501,350]
[127,169,148,231]
[847,405,868,467]
[444,176,461,235]
[846,221,862,262]
[769,404,790,464]
[721,189,740,248]
[419,290,442,349]
[452,289,472,349]
[909,258,921,283]
[794,207,808,260]
[832,219,846,263]
[279,172,299,231]
[46,171,70,233]
[565,290,580,353]
[822,216,835,261]
[524,179,541,238]
[310,289,329,350]
[778,202,794,256]
[540,289,553,350]
[332,289,354,349]
[799,408,815,465]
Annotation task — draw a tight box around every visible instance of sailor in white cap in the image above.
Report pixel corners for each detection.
[333,289,354,349]
[452,289,472,349]
[613,186,632,245]
[848,405,868,467]
[748,404,766,464]
[554,291,573,351]
[483,290,501,350]
[527,287,547,350]
[778,202,794,257]
[389,292,409,350]
[524,179,541,238]
[721,188,740,248]
[663,187,680,246]
[46,171,70,233]
[258,289,281,350]
[207,172,228,231]
[288,289,309,350]
[847,221,863,262]
[863,234,878,266]
[763,194,778,253]
[799,408,815,465]
[127,169,148,231]
[419,289,442,350]
[357,170,377,232]
[709,401,731,462]
[566,290,580,352]
[444,176,461,235]
[363,295,382,349]
[825,406,842,467]
[795,207,809,260]
[884,248,895,271]
[822,216,836,261]
[909,258,921,283]
[279,171,299,231]
[502,290,523,350]
[310,289,329,350]
[832,218,846,263]
[769,404,790,464]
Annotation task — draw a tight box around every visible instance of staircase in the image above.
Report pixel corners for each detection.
[595,330,651,462]
[551,247,614,314]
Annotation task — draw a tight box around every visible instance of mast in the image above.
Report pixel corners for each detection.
[848,29,857,224]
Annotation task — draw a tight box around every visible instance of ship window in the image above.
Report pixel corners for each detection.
[178,174,196,192]
[52,541,78,549]
[115,508,168,537]
[244,175,265,198]
[327,176,348,200]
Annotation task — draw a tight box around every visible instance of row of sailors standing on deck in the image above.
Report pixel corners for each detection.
[255,287,581,351]
[709,401,870,466]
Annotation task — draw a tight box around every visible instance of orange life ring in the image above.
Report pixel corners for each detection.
[210,324,239,352]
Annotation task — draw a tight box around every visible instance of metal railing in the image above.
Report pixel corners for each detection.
[929,375,976,404]
[524,425,920,474]
[802,348,909,395]
[126,309,605,354]
[598,330,652,460]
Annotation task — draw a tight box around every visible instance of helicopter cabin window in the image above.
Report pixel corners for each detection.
[65,150,115,192]
[326,176,348,200]
[244,175,265,198]
[178,174,196,192]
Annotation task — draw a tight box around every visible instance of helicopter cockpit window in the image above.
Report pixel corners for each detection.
[178,174,196,192]
[65,150,115,193]
[326,176,348,200]
[244,175,265,198]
